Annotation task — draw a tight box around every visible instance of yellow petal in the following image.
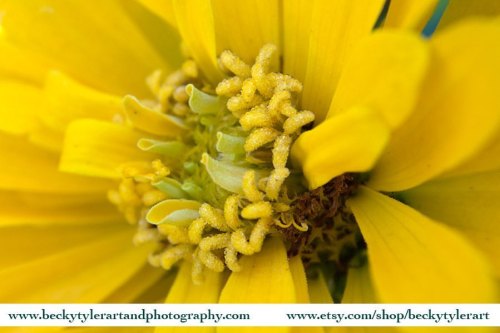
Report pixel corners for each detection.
[173,0,222,84]
[342,264,378,303]
[282,0,315,85]
[402,170,500,277]
[0,26,50,84]
[104,264,166,303]
[292,107,390,189]
[347,186,497,303]
[123,95,187,137]
[444,130,500,177]
[136,0,178,29]
[289,256,310,303]
[119,0,183,68]
[43,71,124,132]
[219,237,296,303]
[308,273,332,304]
[1,0,166,97]
[211,0,281,66]
[28,123,65,153]
[0,80,40,135]
[156,262,222,333]
[438,0,500,30]
[0,191,122,226]
[369,19,500,191]
[384,0,439,30]
[0,229,151,302]
[0,133,113,193]
[60,119,156,178]
[301,0,385,122]
[328,30,430,129]
[0,222,125,269]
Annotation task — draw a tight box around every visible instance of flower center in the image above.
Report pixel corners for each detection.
[109,45,366,291]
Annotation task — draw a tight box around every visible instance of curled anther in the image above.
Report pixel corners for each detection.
[241,201,273,219]
[272,135,292,169]
[199,233,231,251]
[283,110,315,135]
[242,170,264,202]
[224,194,241,229]
[244,127,280,152]
[265,168,290,200]
[188,217,206,244]
[241,79,257,102]
[239,104,275,131]
[216,76,243,97]
[198,249,225,272]
[160,244,193,270]
[219,50,251,78]
[199,203,231,231]
[224,245,242,272]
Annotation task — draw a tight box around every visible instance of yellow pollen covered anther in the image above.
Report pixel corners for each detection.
[224,245,241,272]
[283,110,315,135]
[199,204,231,231]
[198,249,225,272]
[219,50,251,78]
[272,135,292,169]
[266,168,290,200]
[268,90,291,116]
[160,244,192,270]
[142,190,167,206]
[242,170,264,202]
[227,94,263,115]
[231,229,255,255]
[133,228,160,245]
[216,77,243,97]
[241,79,257,102]
[244,127,280,152]
[199,233,231,251]
[191,254,205,285]
[239,104,274,131]
[224,194,241,229]
[173,86,189,103]
[188,217,206,244]
[152,159,170,178]
[158,224,190,244]
[241,201,273,219]
[249,218,272,252]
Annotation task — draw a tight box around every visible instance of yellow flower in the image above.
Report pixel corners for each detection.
[0,0,499,332]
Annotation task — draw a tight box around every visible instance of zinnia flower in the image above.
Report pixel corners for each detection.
[0,0,499,332]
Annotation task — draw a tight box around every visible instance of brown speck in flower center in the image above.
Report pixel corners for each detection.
[282,173,362,267]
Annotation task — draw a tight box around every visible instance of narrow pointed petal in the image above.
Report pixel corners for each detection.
[402,170,500,277]
[292,107,390,189]
[136,0,178,29]
[211,0,281,66]
[60,119,156,178]
[0,133,113,193]
[438,0,500,30]
[283,0,315,84]
[308,273,332,304]
[1,0,167,96]
[0,80,40,135]
[369,19,500,191]
[347,186,497,303]
[0,27,51,84]
[219,237,296,302]
[0,230,151,302]
[0,223,124,269]
[342,264,378,303]
[173,0,222,83]
[104,264,166,303]
[328,30,430,130]
[43,71,124,132]
[0,191,122,226]
[155,262,222,333]
[384,0,439,30]
[301,0,385,122]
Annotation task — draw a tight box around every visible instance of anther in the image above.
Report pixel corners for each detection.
[244,127,280,152]
[199,204,231,231]
[241,201,273,219]
[224,194,241,230]
[199,233,231,251]
[239,104,275,131]
[272,135,292,169]
[242,170,264,202]
[160,244,192,270]
[198,249,225,272]
[265,168,290,200]
[216,77,243,97]
[283,110,315,135]
[219,50,251,78]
